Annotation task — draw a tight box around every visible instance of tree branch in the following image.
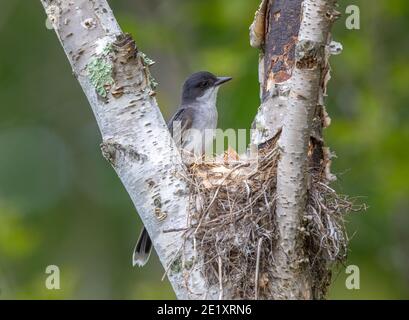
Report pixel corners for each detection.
[40,0,216,299]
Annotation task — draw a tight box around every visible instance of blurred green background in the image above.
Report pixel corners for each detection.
[0,0,408,299]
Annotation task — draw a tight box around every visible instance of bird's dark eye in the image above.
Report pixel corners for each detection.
[199,81,209,88]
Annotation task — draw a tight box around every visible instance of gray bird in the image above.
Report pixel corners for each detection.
[133,71,232,267]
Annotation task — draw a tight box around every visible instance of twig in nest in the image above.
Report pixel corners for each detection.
[192,162,251,236]
[218,256,223,300]
[254,238,263,300]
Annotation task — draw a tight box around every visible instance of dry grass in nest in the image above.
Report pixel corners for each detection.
[180,139,363,299]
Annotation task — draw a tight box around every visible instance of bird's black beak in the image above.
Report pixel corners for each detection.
[215,76,232,86]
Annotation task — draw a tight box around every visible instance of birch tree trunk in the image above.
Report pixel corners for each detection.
[40,0,218,299]
[42,0,340,300]
[251,0,341,299]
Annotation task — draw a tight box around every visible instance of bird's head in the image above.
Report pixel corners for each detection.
[181,71,232,105]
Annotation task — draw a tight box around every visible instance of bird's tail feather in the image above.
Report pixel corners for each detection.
[133,227,152,267]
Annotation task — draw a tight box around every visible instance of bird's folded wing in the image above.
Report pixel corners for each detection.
[167,107,194,146]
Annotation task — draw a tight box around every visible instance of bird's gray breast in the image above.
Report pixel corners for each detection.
[181,100,218,155]
[192,86,219,131]
[191,103,218,131]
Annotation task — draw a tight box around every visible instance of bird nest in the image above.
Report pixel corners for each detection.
[180,138,362,299]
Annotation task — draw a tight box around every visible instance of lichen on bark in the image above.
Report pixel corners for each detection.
[86,44,114,97]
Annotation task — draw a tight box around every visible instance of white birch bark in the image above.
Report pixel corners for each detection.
[40,0,217,299]
[251,0,339,299]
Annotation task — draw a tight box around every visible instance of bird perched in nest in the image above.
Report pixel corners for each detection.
[133,71,232,267]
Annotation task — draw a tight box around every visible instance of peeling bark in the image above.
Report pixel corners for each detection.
[251,0,304,145]
[40,0,216,299]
